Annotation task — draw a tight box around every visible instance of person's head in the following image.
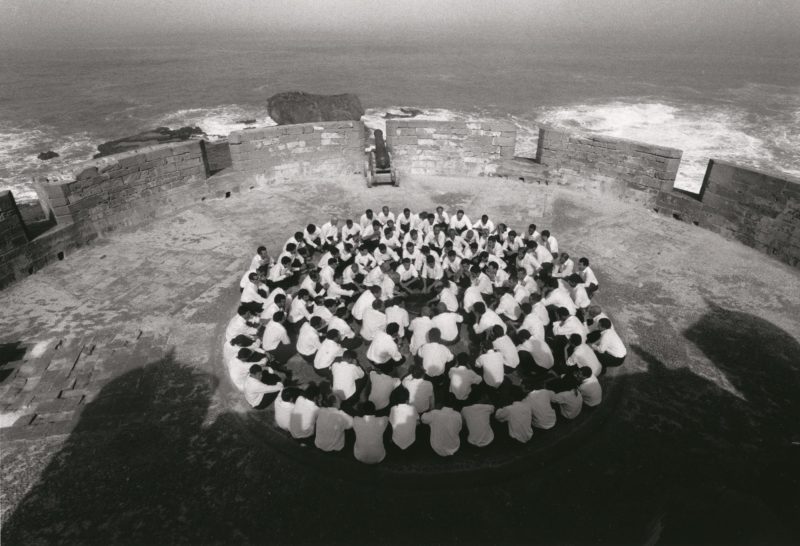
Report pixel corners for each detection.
[365,208,374,218]
[456,209,464,218]
[528,241,538,251]
[369,285,382,297]
[436,205,444,215]
[528,223,537,233]
[297,288,310,301]
[230,334,255,348]
[486,262,498,273]
[579,366,592,380]
[257,245,268,258]
[304,382,320,401]
[249,364,262,377]
[371,299,384,312]
[556,307,570,321]
[456,352,470,367]
[378,243,387,253]
[281,387,301,403]
[541,230,550,239]
[403,208,411,217]
[273,293,287,307]
[390,385,410,406]
[361,401,376,415]
[567,273,583,286]
[309,316,324,330]
[481,214,489,223]
[568,333,583,347]
[306,224,317,234]
[345,218,353,227]
[280,256,291,266]
[425,255,435,266]
[401,257,412,269]
[237,347,254,361]
[517,329,531,342]
[578,257,590,269]
[427,327,442,344]
[587,304,602,319]
[372,219,382,229]
[598,318,612,331]
[358,246,369,255]
[383,227,394,238]
[329,216,339,226]
[247,272,258,284]
[410,365,425,379]
[272,311,286,323]
[386,322,400,337]
[560,252,570,262]
[381,205,390,215]
[473,302,486,315]
[420,305,432,318]
[491,324,504,339]
[237,304,255,320]
[420,245,430,256]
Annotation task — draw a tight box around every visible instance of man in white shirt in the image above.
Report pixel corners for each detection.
[449,209,472,233]
[408,307,434,356]
[396,208,417,233]
[418,328,454,380]
[473,214,495,236]
[241,272,269,306]
[540,229,558,254]
[366,322,404,372]
[225,305,259,342]
[303,224,322,252]
[516,329,555,374]
[389,386,418,450]
[341,218,362,242]
[431,306,464,343]
[496,393,534,443]
[396,258,423,293]
[353,402,388,464]
[287,289,312,329]
[377,205,395,225]
[262,311,291,358]
[351,286,379,321]
[331,351,366,405]
[532,240,554,265]
[421,405,462,457]
[360,208,376,229]
[463,281,485,313]
[385,298,410,337]
[553,252,575,278]
[430,281,459,313]
[448,355,483,400]
[520,246,542,277]
[591,318,627,368]
[553,387,583,419]
[319,217,340,249]
[475,349,505,388]
[577,257,599,297]
[244,365,283,409]
[495,288,522,322]
[576,367,602,407]
[368,370,401,411]
[296,316,324,362]
[566,334,603,377]
[314,397,354,452]
[461,396,495,447]
[289,385,320,439]
[402,367,435,414]
[543,283,577,316]
[566,274,592,314]
[314,329,345,371]
[433,206,450,227]
[490,325,520,369]
[526,388,557,429]
[360,300,387,342]
[472,302,507,339]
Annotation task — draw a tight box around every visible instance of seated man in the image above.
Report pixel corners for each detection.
[353,402,389,464]
[590,318,627,368]
[366,322,404,373]
[431,304,464,344]
[244,365,283,410]
[314,394,354,452]
[495,386,534,443]
[418,328,455,382]
[421,402,463,457]
[577,257,599,297]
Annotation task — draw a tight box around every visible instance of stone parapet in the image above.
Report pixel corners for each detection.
[228,121,366,183]
[386,120,516,177]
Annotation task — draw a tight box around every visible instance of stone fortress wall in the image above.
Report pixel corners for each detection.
[1,117,798,289]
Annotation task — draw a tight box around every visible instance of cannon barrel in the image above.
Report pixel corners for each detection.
[374,129,391,170]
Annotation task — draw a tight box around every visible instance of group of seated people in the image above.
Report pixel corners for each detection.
[224,205,627,464]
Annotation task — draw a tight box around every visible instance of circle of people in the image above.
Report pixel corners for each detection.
[224,205,627,464]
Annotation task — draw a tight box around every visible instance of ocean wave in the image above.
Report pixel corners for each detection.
[535,101,800,193]
[158,105,276,139]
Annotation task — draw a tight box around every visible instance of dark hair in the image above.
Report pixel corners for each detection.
[473,302,486,314]
[541,230,550,238]
[257,245,267,253]
[274,293,286,303]
[371,299,384,311]
[410,366,425,379]
[390,385,410,406]
[231,334,255,347]
[361,401,376,415]
[556,307,570,319]
[309,316,323,328]
[297,289,309,299]
[569,333,583,346]
[492,324,504,338]
[249,364,262,375]
[517,329,531,341]
[307,224,317,233]
[427,327,441,343]
[598,318,612,329]
[327,329,340,340]
[272,311,285,322]
[386,322,400,336]
[579,257,590,266]
[237,304,252,317]
[457,352,470,365]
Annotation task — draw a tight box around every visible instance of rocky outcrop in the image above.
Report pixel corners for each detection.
[267,91,364,125]
[93,126,204,158]
[37,151,59,160]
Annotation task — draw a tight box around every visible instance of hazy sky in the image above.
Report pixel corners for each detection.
[2,0,799,48]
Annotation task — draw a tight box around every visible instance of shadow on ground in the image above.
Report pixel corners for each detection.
[2,303,799,544]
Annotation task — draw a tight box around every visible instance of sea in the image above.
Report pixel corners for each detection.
[1,30,799,201]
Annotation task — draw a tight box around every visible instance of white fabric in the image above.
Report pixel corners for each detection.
[262,321,290,351]
[314,339,344,370]
[461,404,495,447]
[296,322,321,356]
[385,305,410,337]
[527,389,556,429]
[244,376,282,407]
[448,366,483,400]
[389,403,418,450]
[553,389,583,419]
[314,408,353,452]
[408,316,434,355]
[492,335,520,369]
[353,415,388,464]
[331,361,365,400]
[568,344,603,376]
[495,401,534,443]
[368,371,401,410]
[579,375,603,407]
[366,331,402,364]
[431,312,463,342]
[418,342,454,377]
[289,396,319,438]
[421,408,462,457]
[475,350,505,387]
[274,398,294,431]
[402,376,435,414]
[359,308,387,341]
[593,329,627,358]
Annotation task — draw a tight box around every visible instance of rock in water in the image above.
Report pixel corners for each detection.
[37,150,60,160]
[267,91,364,125]
[93,126,205,158]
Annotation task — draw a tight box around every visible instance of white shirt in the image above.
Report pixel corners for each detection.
[296,322,321,356]
[495,293,522,321]
[449,214,472,230]
[521,252,541,276]
[360,308,387,341]
[545,235,559,254]
[408,316,434,356]
[492,335,520,369]
[314,408,353,452]
[593,329,627,358]
[319,266,335,288]
[244,376,282,407]
[553,389,583,419]
[351,291,375,321]
[580,266,598,287]
[437,286,459,312]
[571,283,591,309]
[475,350,506,387]
[474,309,506,335]
[389,404,418,450]
[422,262,444,281]
[431,312,463,342]
[553,315,587,342]
[288,298,311,324]
[534,245,553,264]
[518,338,555,369]
[513,283,531,305]
[320,222,339,243]
[385,305,410,336]
[331,361,365,400]
[368,371,401,410]
[402,376,435,414]
[568,344,603,377]
[225,314,258,343]
[327,316,355,340]
[359,213,376,229]
[274,397,294,431]
[527,389,557,429]
[378,210,395,224]
[579,376,603,407]
[496,401,534,443]
[326,281,354,300]
[418,342,454,377]
[463,286,485,312]
[229,357,254,392]
[380,275,396,302]
[341,223,361,241]
[241,281,268,305]
[353,415,388,464]
[289,396,319,438]
[520,313,545,341]
[461,404,495,447]
[477,273,494,296]
[312,305,333,326]
[366,331,402,364]
[421,407,462,457]
[363,267,384,287]
[533,301,550,326]
[262,321,290,351]
[396,264,418,282]
[544,287,577,316]
[448,366,483,400]
[314,339,344,370]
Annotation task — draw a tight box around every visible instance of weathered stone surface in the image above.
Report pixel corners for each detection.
[94,126,204,158]
[267,91,364,125]
[37,151,59,161]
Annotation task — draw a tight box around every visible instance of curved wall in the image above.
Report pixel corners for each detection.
[228,121,366,183]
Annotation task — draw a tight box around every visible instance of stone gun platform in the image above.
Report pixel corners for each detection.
[1,173,799,544]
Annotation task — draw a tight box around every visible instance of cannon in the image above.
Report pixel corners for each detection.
[366,129,398,187]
